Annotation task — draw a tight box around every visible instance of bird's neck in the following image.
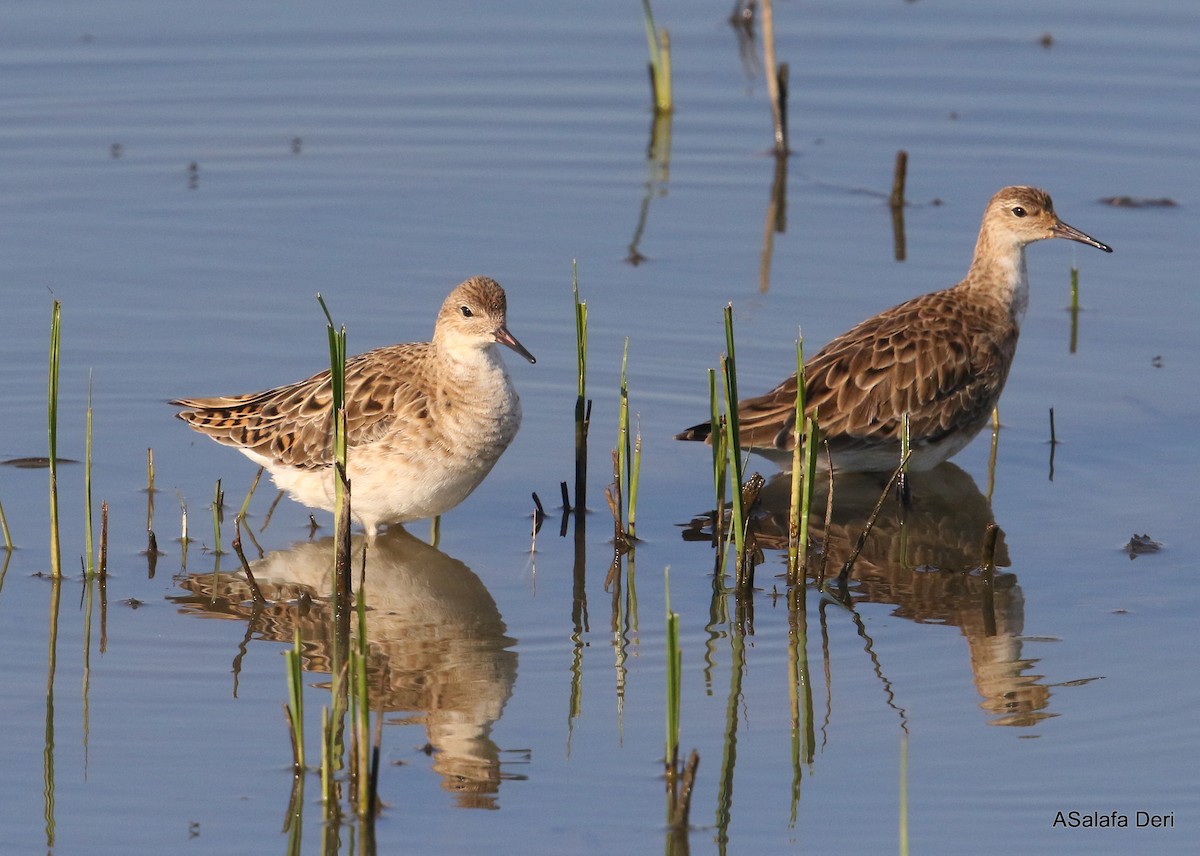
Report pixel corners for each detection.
[960,233,1030,328]
[437,340,511,385]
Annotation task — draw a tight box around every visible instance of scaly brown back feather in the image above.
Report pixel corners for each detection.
[172,343,432,470]
[734,288,1017,456]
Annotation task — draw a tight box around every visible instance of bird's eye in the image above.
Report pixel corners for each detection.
[1011,206,1027,218]
[459,306,474,318]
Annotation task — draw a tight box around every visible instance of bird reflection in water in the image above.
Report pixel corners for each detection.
[171,527,521,808]
[685,463,1055,727]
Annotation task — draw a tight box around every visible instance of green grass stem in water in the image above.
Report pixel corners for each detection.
[788,411,819,587]
[320,705,335,817]
[145,448,156,538]
[721,356,744,561]
[706,368,727,551]
[572,263,589,514]
[237,466,263,523]
[614,338,641,541]
[1069,265,1081,354]
[573,262,587,403]
[317,293,349,535]
[317,296,354,821]
[616,339,630,532]
[721,305,747,567]
[798,413,819,574]
[786,336,806,583]
[48,300,62,578]
[664,567,681,767]
[84,373,95,578]
[629,419,642,539]
[318,292,353,626]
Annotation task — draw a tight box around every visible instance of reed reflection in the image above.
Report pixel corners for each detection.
[626,111,672,266]
[171,527,520,807]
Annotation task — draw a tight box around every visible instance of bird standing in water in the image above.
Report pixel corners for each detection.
[676,186,1112,472]
[173,276,535,541]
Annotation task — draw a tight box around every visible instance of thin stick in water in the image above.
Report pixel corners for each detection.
[835,452,912,589]
[760,0,788,154]
[237,466,264,522]
[99,501,108,580]
[890,150,908,208]
[231,518,267,607]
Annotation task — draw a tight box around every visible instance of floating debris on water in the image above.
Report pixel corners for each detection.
[2,456,80,468]
[1124,533,1163,558]
[1100,196,1177,208]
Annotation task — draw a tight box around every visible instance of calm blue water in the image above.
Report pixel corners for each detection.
[1,1,1198,853]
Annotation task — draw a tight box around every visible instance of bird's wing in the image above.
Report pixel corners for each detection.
[172,344,431,468]
[735,291,1017,453]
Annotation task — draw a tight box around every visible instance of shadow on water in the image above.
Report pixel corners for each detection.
[169,527,522,810]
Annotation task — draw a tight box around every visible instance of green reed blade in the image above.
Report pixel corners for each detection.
[708,368,726,524]
[211,479,223,555]
[616,338,630,533]
[47,300,61,578]
[664,567,681,765]
[237,466,263,523]
[317,293,348,490]
[721,356,744,563]
[640,1,672,113]
[628,420,642,539]
[787,335,806,582]
[721,304,746,566]
[572,263,589,515]
[573,261,587,401]
[84,372,95,578]
[797,412,819,580]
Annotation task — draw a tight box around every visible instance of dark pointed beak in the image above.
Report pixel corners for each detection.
[495,325,536,364]
[1053,219,1113,253]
